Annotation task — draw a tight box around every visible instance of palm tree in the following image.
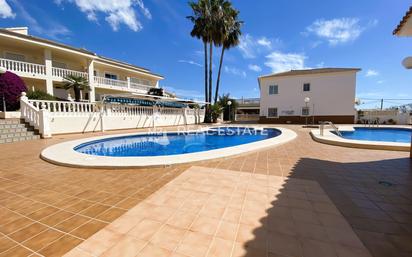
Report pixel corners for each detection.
[188,0,212,122]
[214,7,242,103]
[188,0,240,122]
[63,74,89,102]
[218,93,238,121]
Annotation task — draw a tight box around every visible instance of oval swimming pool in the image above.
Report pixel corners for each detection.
[337,127,411,143]
[74,127,282,157]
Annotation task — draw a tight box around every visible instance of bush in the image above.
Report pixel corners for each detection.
[26,89,57,101]
[0,71,27,111]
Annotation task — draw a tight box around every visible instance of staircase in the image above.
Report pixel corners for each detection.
[0,119,40,144]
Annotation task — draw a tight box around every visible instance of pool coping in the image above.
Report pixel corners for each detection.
[41,126,297,168]
[310,125,411,151]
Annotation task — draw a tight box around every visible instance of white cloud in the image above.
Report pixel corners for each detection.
[316,62,325,68]
[256,37,272,48]
[306,18,364,45]
[365,69,379,77]
[224,66,246,78]
[56,0,151,31]
[238,34,281,59]
[377,80,384,84]
[0,0,15,18]
[178,59,202,67]
[264,51,307,73]
[248,64,262,72]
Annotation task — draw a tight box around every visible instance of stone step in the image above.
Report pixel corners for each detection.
[0,123,30,129]
[0,131,38,139]
[0,134,41,144]
[0,119,22,125]
[0,127,34,134]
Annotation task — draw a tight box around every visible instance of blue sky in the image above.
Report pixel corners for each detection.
[0,0,411,108]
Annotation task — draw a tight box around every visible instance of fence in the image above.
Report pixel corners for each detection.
[20,93,205,138]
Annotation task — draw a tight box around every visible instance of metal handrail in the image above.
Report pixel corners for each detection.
[320,121,342,136]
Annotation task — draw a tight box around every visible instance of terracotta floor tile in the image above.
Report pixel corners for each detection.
[301,238,337,257]
[0,236,17,254]
[268,231,302,257]
[176,231,212,257]
[95,207,127,223]
[70,219,108,239]
[38,235,83,257]
[101,235,146,257]
[22,229,64,251]
[136,243,171,257]
[207,238,234,257]
[0,217,33,235]
[150,224,186,250]
[215,221,238,241]
[190,216,220,236]
[127,219,163,241]
[27,206,60,220]
[54,215,90,233]
[166,210,197,229]
[39,210,75,227]
[80,204,111,219]
[9,222,48,243]
[0,245,33,257]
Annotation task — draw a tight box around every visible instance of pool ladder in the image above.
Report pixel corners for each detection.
[320,121,342,136]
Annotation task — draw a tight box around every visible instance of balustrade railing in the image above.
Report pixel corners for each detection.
[94,76,128,89]
[0,58,46,76]
[28,100,98,114]
[52,67,87,79]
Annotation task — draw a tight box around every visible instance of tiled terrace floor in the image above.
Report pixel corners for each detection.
[0,125,410,257]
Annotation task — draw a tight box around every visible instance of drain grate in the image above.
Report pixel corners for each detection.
[378,181,394,187]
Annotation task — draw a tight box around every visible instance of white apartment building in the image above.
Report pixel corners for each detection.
[258,68,360,124]
[0,27,163,102]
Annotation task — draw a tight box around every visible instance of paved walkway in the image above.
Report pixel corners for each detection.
[0,125,410,257]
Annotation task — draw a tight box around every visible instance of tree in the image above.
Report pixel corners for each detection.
[0,71,27,111]
[63,74,89,102]
[214,6,242,104]
[187,0,241,122]
[218,93,238,121]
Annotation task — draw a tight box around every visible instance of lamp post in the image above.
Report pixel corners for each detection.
[0,67,6,112]
[304,97,310,125]
[227,100,232,122]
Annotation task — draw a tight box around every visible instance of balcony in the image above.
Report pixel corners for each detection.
[94,76,154,93]
[0,58,46,79]
[0,58,87,81]
[52,67,87,81]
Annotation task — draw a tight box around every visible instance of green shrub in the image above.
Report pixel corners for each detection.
[26,90,57,101]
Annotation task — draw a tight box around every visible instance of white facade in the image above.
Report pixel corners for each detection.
[258,68,359,123]
[0,27,163,102]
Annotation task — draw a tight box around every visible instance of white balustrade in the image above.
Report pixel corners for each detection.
[0,58,46,76]
[28,99,98,114]
[130,81,153,92]
[94,76,128,89]
[52,67,87,79]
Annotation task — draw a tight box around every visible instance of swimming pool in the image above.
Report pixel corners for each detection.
[337,127,411,143]
[75,127,282,157]
[41,126,297,168]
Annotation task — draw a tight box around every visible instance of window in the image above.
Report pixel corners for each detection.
[105,73,118,80]
[302,107,310,116]
[268,108,278,118]
[303,83,310,92]
[269,85,278,95]
[5,52,25,62]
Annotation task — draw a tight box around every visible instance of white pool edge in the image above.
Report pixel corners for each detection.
[310,126,410,152]
[41,126,297,168]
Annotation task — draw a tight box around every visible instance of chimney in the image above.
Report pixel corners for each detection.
[5,27,29,35]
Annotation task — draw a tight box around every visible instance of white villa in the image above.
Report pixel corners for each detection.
[258,68,360,124]
[0,27,163,101]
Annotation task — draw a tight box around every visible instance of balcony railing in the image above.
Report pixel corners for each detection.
[0,58,46,77]
[52,67,87,79]
[130,81,153,91]
[94,76,128,89]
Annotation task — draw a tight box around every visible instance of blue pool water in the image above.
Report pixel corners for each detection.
[74,127,281,157]
[338,127,411,143]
